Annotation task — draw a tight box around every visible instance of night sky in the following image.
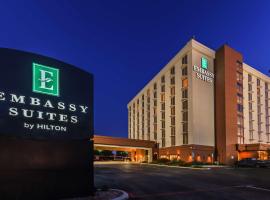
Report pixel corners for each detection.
[1,0,270,138]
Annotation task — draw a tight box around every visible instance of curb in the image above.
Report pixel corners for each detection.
[111,189,129,200]
[141,163,211,170]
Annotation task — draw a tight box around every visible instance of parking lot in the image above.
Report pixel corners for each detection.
[94,163,270,200]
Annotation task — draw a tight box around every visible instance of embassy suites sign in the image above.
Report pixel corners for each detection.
[0,48,94,198]
[193,57,214,83]
[0,48,93,140]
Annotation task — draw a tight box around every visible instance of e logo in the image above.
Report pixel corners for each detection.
[33,63,59,96]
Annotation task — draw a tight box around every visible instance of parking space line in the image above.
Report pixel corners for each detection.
[245,185,270,192]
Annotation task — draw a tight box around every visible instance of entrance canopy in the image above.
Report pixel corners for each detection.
[93,135,158,163]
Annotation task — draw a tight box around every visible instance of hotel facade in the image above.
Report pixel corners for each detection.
[127,39,270,164]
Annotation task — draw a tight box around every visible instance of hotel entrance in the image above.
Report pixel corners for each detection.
[93,135,158,163]
[237,143,270,161]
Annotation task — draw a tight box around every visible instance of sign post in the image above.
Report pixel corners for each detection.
[0,48,94,199]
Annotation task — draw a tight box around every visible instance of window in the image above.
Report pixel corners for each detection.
[249,121,253,130]
[182,55,188,64]
[249,112,253,121]
[183,112,188,121]
[236,72,243,82]
[161,85,165,92]
[170,77,175,85]
[182,78,188,88]
[162,111,165,119]
[237,104,243,112]
[237,93,243,104]
[248,84,252,91]
[171,117,175,126]
[171,97,175,105]
[182,67,187,76]
[161,76,165,83]
[161,120,165,130]
[171,107,175,115]
[161,141,165,147]
[171,136,175,146]
[161,103,165,110]
[170,87,175,95]
[236,61,243,71]
[257,78,260,86]
[154,83,157,90]
[161,93,165,101]
[183,123,188,132]
[183,133,188,144]
[237,115,244,125]
[182,89,188,98]
[154,91,157,98]
[249,102,252,110]
[237,126,244,134]
[170,67,175,75]
[248,74,252,82]
[182,101,188,110]
[237,82,243,93]
[153,107,157,115]
[248,93,252,101]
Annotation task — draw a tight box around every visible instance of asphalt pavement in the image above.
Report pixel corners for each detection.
[94,163,270,200]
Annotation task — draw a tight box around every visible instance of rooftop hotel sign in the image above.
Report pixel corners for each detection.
[193,57,214,83]
[0,48,93,140]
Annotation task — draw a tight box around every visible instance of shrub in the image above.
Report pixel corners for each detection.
[152,158,170,164]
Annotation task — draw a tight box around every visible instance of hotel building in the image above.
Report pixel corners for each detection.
[127,39,270,164]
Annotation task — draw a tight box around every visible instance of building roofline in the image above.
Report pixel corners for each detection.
[127,38,215,107]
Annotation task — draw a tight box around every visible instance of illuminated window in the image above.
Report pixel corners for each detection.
[182,78,188,88]
[161,93,165,101]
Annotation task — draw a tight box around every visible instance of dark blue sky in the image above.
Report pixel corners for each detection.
[1,0,270,137]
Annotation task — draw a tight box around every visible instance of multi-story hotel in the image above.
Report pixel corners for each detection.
[127,39,270,164]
